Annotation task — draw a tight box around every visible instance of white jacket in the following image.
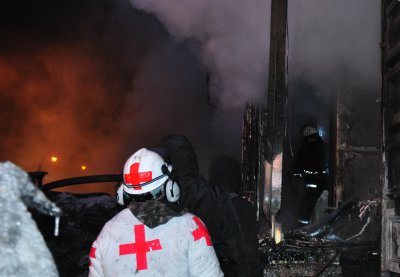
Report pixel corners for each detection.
[89,208,223,277]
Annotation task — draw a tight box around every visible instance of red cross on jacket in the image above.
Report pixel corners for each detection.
[89,247,96,267]
[191,216,212,246]
[119,224,162,270]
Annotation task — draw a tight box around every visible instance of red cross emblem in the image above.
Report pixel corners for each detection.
[119,224,162,270]
[191,216,212,246]
[124,163,152,190]
[89,246,96,267]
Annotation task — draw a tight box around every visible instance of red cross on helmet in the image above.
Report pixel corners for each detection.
[123,148,171,198]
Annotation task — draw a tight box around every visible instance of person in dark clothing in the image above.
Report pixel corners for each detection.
[289,125,329,225]
[160,134,249,277]
[209,155,260,277]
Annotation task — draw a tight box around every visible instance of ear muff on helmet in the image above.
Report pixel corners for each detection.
[161,164,180,203]
[164,180,180,203]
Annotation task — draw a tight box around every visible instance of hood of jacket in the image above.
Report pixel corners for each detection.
[160,134,199,178]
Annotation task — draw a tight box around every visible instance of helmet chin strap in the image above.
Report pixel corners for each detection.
[161,164,174,179]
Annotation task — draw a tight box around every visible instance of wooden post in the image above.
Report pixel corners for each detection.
[263,0,288,235]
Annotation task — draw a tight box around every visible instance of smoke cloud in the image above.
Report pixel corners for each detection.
[288,0,380,97]
[0,0,271,193]
[0,0,172,194]
[129,0,271,109]
[285,0,381,152]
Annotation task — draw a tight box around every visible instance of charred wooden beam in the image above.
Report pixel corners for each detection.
[263,0,288,235]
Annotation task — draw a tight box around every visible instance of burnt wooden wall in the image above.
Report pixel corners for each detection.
[382,0,400,274]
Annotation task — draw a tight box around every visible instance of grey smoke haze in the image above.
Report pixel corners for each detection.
[0,0,380,198]
[288,0,380,97]
[1,0,269,194]
[0,0,167,194]
[129,0,271,109]
[285,0,381,151]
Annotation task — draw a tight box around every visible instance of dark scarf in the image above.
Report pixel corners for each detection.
[128,200,186,228]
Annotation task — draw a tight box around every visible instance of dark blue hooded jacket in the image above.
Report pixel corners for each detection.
[160,135,247,276]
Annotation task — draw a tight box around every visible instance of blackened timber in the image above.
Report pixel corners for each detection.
[329,90,337,207]
[262,0,288,232]
[241,104,266,222]
[265,0,288,162]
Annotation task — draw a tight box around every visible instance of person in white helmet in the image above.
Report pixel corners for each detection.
[89,148,223,277]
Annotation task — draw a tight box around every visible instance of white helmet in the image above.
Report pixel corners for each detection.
[302,125,318,137]
[122,148,180,203]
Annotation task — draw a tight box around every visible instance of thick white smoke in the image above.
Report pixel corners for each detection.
[288,0,381,94]
[129,0,271,109]
[285,0,381,149]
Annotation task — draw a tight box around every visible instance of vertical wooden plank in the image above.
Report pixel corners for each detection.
[263,0,288,233]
